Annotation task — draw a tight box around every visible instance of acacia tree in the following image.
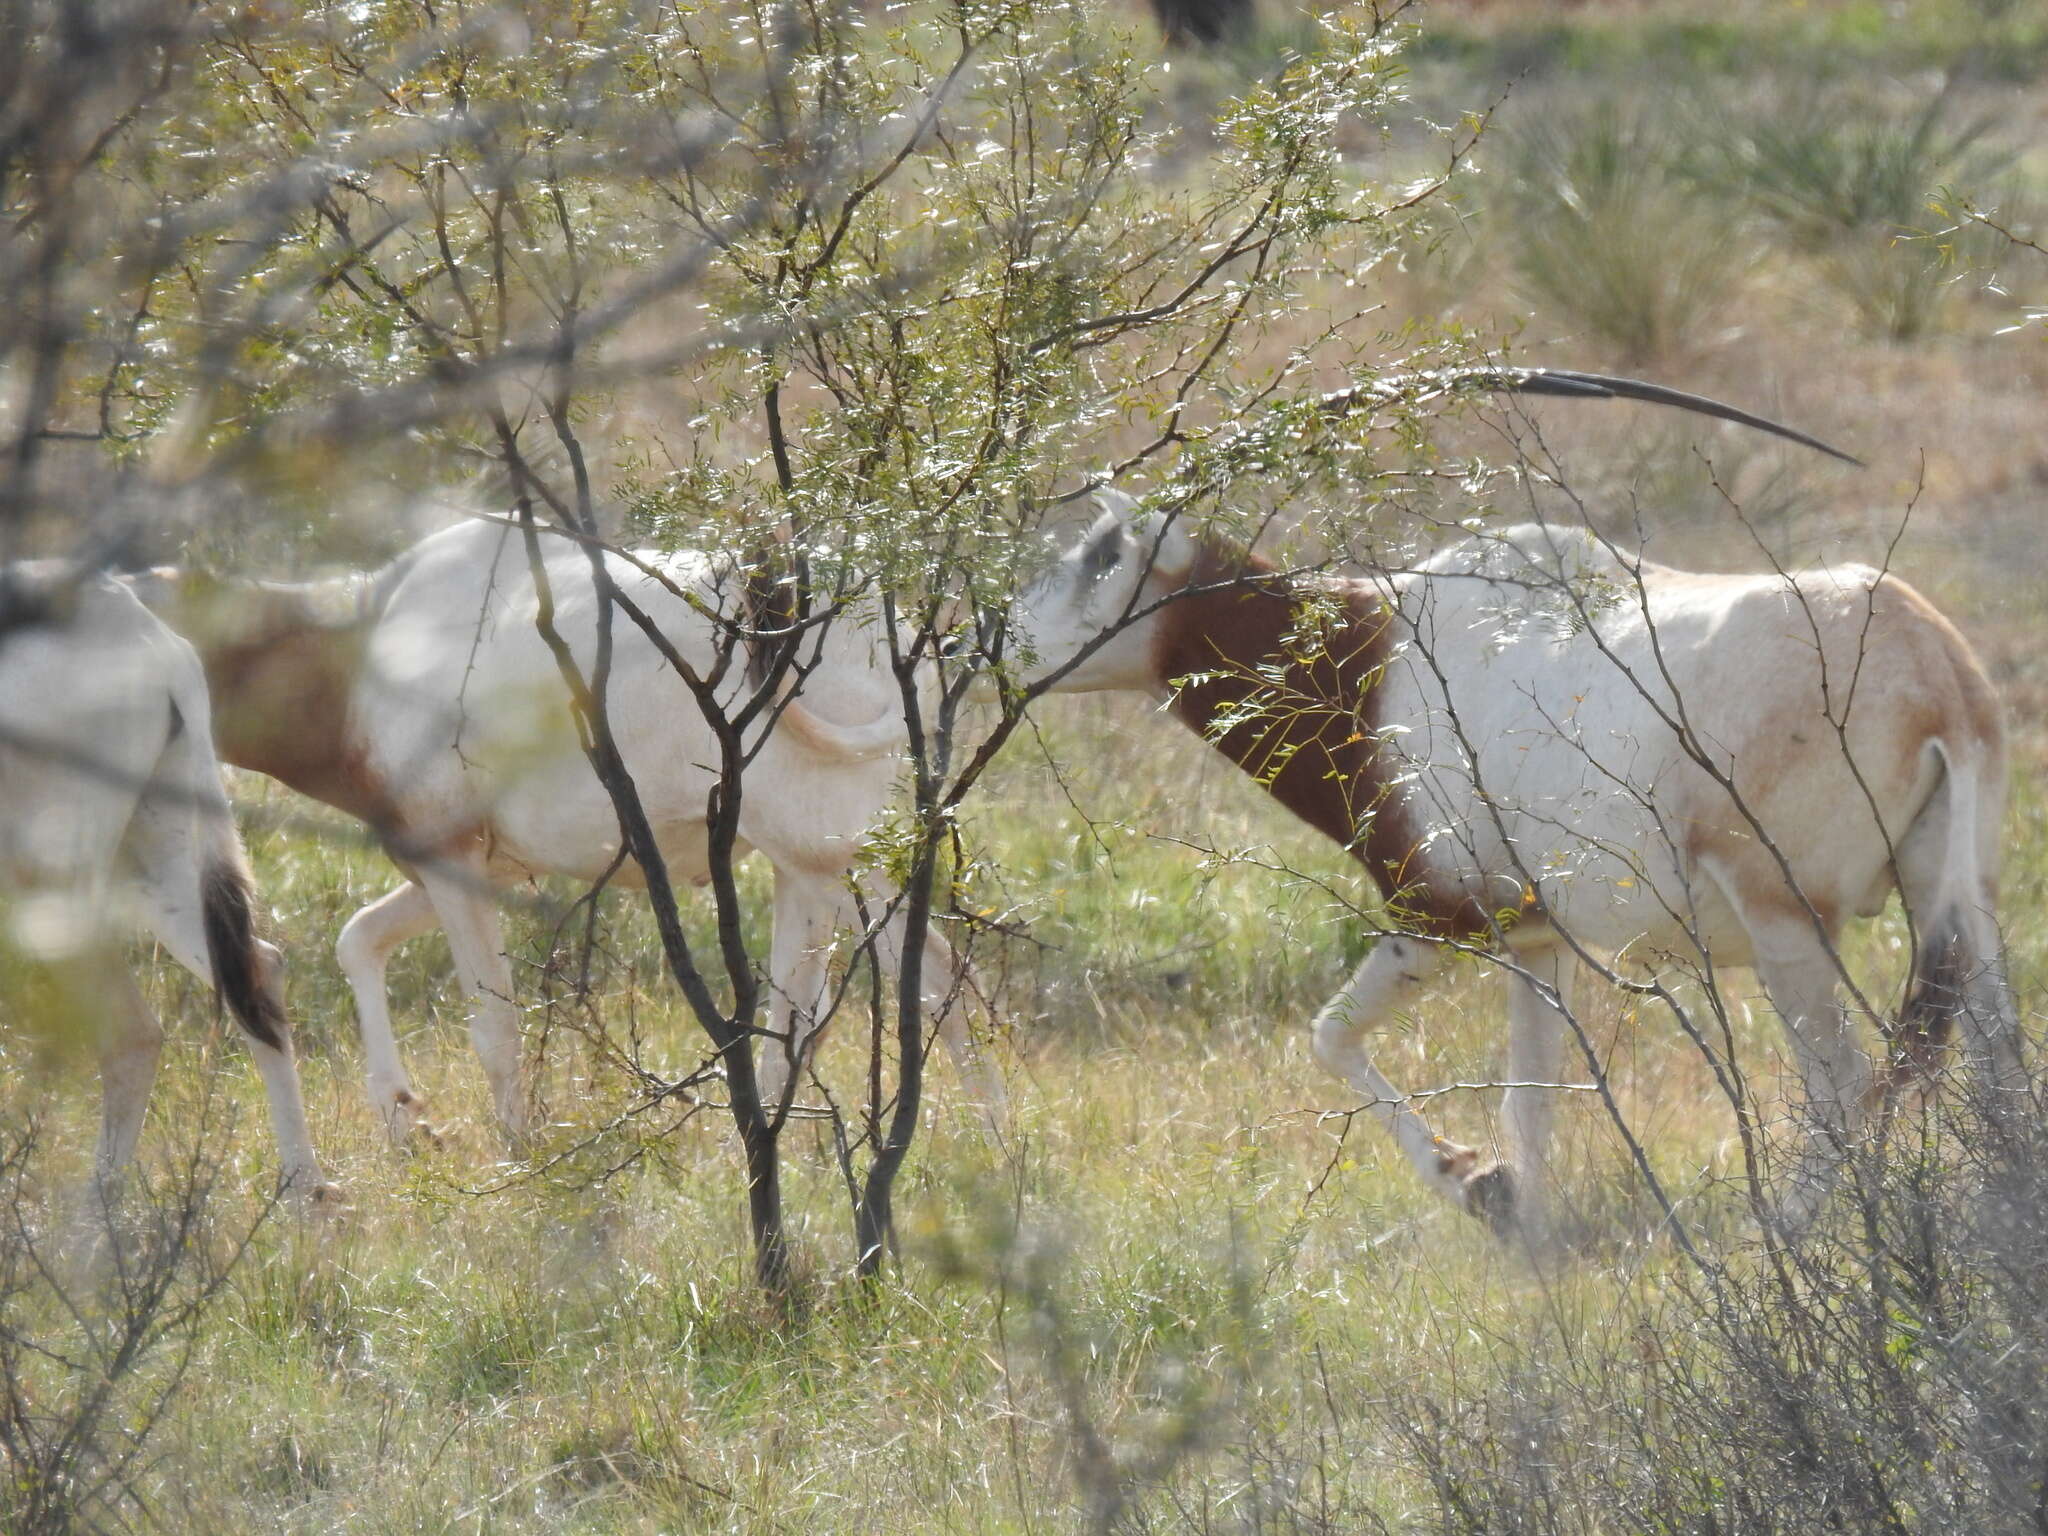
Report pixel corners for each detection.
[620,0,1452,1281]
[18,0,1456,1295]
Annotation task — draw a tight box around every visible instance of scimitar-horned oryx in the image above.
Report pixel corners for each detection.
[0,567,331,1204]
[1007,392,2017,1242]
[139,516,995,1147]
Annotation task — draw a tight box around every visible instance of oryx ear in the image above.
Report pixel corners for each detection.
[1091,485,1142,520]
[1078,512,1128,577]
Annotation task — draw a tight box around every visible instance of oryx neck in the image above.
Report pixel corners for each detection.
[1149,536,1482,935]
[184,575,396,827]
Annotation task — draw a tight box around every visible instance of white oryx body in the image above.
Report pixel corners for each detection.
[1377,526,2004,958]
[1013,502,2020,1238]
[146,517,986,1144]
[0,568,327,1198]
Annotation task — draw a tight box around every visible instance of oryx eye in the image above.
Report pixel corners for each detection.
[1082,531,1124,578]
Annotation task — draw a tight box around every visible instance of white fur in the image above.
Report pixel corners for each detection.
[0,571,326,1198]
[268,519,995,1143]
[1015,507,2019,1240]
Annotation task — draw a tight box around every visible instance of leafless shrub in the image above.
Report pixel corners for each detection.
[0,1113,267,1535]
[1376,1068,2048,1534]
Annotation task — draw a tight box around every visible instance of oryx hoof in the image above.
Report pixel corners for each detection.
[385,1089,444,1154]
[498,1125,537,1162]
[286,1178,348,1220]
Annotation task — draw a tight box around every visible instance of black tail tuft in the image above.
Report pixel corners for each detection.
[1892,918,1963,1079]
[200,861,286,1052]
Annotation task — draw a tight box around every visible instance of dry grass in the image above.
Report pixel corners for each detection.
[0,673,2031,1528]
[3,5,2046,1530]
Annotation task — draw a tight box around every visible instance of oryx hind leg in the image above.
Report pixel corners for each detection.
[88,962,164,1196]
[1709,861,1873,1235]
[923,925,1006,1128]
[865,881,1006,1131]
[124,791,329,1202]
[1891,747,2025,1102]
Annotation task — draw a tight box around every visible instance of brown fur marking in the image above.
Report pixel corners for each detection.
[1149,542,1488,937]
[189,585,400,830]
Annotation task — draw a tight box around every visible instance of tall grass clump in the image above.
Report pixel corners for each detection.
[1375,1073,2048,1533]
[1494,101,1748,362]
[1409,0,2048,86]
[1690,88,2016,340]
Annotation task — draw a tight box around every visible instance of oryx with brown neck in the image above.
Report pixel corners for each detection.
[1011,492,2020,1242]
[141,517,996,1147]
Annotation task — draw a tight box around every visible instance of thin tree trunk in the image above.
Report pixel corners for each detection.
[853,835,936,1279]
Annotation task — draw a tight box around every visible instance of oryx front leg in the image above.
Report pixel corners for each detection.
[1308,936,1476,1206]
[414,860,532,1149]
[1464,947,1573,1247]
[336,881,440,1148]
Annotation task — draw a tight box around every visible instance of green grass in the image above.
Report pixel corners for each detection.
[1406,0,2048,86]
[3,686,2038,1530]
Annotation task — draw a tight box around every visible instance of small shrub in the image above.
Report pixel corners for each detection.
[1495,103,1748,362]
[1688,90,2016,340]
[1373,1075,2048,1534]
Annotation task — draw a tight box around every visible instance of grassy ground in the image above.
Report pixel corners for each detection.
[8,712,2040,1531]
[6,2,2048,1530]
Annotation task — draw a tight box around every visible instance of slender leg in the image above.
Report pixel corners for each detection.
[234,937,333,1202]
[1467,946,1573,1245]
[336,881,442,1145]
[1956,928,2026,1099]
[922,924,1007,1129]
[1711,873,1873,1234]
[88,962,163,1193]
[1307,935,1479,1207]
[132,893,329,1201]
[865,882,1007,1128]
[125,796,329,1200]
[412,858,531,1146]
[755,871,847,1112]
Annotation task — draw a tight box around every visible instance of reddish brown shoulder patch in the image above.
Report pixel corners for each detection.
[198,590,399,830]
[1151,541,1486,937]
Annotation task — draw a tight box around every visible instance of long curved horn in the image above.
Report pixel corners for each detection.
[1323,366,1863,467]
